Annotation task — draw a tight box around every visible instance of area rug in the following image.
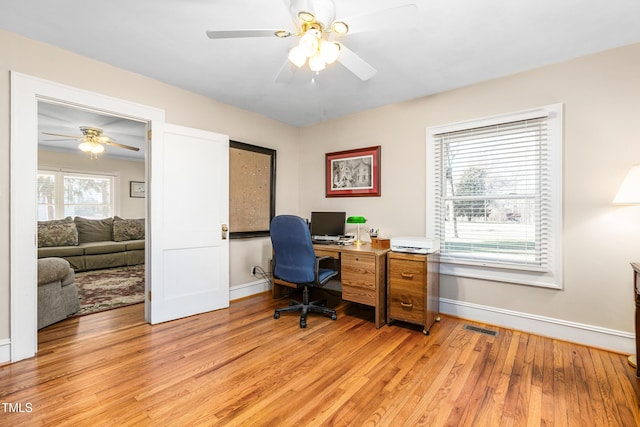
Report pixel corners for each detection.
[73,264,145,316]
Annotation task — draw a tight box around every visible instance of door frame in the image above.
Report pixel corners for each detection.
[10,72,164,362]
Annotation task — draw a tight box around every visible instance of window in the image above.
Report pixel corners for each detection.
[427,104,563,289]
[37,169,118,220]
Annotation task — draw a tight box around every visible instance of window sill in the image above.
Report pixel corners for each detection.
[440,259,562,289]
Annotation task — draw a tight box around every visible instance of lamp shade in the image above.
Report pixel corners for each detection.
[346,216,366,224]
[613,165,640,205]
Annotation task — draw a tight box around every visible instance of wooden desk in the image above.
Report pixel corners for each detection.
[272,243,390,328]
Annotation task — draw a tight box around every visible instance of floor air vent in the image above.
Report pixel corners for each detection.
[464,324,498,337]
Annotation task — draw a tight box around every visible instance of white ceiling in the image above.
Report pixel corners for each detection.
[2,0,640,128]
[38,102,147,161]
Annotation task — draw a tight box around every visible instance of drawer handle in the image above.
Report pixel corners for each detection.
[400,301,413,308]
[400,273,414,279]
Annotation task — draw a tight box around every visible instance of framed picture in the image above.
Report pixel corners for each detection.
[326,146,381,197]
[229,140,276,238]
[129,181,145,198]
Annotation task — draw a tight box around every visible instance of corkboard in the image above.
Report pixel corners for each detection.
[229,141,276,238]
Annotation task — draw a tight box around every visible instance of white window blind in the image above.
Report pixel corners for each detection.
[427,104,563,289]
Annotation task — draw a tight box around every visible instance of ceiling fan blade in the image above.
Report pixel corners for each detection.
[103,140,140,151]
[42,132,82,139]
[337,44,377,81]
[206,29,290,39]
[42,138,79,142]
[340,4,419,36]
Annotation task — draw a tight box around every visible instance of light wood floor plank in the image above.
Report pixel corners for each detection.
[1,292,639,426]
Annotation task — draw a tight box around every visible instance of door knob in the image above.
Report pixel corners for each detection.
[222,224,229,239]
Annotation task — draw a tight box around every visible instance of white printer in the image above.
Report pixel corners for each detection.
[390,237,440,254]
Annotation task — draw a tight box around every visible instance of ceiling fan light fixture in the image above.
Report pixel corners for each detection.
[298,28,320,57]
[308,53,326,72]
[91,143,105,154]
[320,40,341,64]
[78,140,105,157]
[78,141,93,153]
[288,46,307,67]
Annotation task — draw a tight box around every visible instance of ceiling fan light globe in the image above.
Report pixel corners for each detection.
[308,53,326,72]
[78,141,93,153]
[288,46,307,67]
[299,29,319,57]
[91,143,105,154]
[320,40,341,64]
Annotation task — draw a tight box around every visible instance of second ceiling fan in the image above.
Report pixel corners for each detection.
[206,0,417,81]
[42,126,140,159]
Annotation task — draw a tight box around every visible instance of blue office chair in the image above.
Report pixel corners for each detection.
[270,215,338,328]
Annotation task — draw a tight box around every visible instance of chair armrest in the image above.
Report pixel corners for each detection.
[314,255,339,283]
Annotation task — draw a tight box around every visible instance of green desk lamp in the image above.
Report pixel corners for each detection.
[346,216,367,245]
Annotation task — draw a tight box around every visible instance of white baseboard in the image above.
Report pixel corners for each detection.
[0,339,11,365]
[230,279,271,301]
[439,298,635,354]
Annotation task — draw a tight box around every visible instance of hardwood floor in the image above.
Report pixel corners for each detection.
[2,291,640,426]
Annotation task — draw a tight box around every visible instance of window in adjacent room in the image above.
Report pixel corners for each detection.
[426,104,563,289]
[37,169,118,220]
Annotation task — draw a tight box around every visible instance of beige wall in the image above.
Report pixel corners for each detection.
[3,27,639,349]
[38,149,146,219]
[0,30,300,341]
[299,43,640,333]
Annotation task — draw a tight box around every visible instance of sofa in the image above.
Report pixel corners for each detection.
[38,257,80,329]
[37,216,145,272]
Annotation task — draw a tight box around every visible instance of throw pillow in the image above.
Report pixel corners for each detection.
[113,217,145,241]
[74,216,114,243]
[37,217,78,248]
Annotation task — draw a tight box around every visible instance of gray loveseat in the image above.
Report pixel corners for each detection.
[37,216,145,272]
[38,257,80,329]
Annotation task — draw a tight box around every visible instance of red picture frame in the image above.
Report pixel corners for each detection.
[326,146,381,197]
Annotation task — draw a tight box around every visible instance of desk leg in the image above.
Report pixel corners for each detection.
[374,309,381,329]
[374,292,386,329]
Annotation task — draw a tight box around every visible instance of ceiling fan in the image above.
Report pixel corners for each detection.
[42,126,140,158]
[206,0,417,81]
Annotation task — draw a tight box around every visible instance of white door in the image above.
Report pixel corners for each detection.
[148,124,229,323]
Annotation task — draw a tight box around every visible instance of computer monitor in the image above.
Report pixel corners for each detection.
[310,211,345,240]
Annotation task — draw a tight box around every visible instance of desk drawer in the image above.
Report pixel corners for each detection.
[388,255,426,325]
[315,248,339,259]
[388,258,425,286]
[341,253,376,305]
[388,281,425,324]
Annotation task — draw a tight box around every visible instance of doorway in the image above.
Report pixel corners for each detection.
[10,72,164,362]
[37,101,147,319]
[11,72,230,363]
